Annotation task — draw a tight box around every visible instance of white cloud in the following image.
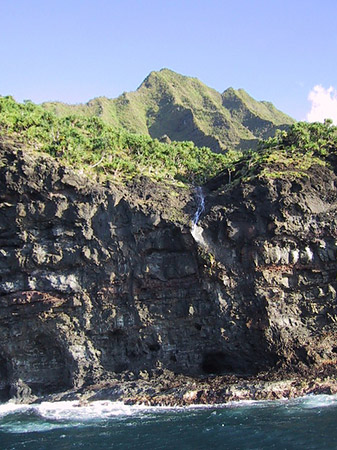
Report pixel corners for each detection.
[307,85,337,124]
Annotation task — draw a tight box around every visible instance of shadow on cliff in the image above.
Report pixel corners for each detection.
[180,172,286,377]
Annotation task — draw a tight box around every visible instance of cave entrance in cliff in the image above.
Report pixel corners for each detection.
[201,351,236,375]
[30,333,72,394]
[0,354,10,400]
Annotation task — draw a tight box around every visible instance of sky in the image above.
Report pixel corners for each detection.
[1,0,337,122]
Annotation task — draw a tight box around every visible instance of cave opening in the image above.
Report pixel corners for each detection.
[0,355,10,401]
[201,351,236,375]
[29,333,72,394]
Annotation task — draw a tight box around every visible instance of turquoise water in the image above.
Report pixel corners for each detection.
[1,395,337,449]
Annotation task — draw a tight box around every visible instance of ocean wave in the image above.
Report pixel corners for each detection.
[0,400,154,422]
[1,394,337,433]
[293,394,337,409]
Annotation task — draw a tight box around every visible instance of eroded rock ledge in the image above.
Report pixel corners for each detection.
[1,141,337,405]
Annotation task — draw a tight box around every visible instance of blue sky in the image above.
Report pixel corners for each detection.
[1,0,337,121]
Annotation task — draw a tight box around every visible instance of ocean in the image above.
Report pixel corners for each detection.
[1,395,337,449]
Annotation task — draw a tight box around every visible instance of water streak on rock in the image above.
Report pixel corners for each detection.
[191,187,207,248]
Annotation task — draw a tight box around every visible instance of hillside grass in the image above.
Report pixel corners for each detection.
[231,120,337,183]
[1,95,335,190]
[41,69,294,152]
[0,95,235,185]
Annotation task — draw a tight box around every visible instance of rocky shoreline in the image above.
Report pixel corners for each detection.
[8,369,337,407]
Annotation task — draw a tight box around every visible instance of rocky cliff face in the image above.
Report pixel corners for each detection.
[1,141,337,403]
[203,166,337,374]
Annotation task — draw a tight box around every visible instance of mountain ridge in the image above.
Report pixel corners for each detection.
[42,69,295,152]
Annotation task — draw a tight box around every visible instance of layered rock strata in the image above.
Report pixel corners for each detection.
[1,142,337,404]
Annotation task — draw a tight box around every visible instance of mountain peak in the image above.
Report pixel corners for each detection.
[139,68,198,89]
[42,70,295,152]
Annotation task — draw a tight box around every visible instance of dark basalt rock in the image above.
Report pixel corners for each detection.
[1,141,337,404]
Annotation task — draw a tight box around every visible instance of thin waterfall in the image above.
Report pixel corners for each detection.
[191,186,207,248]
[193,186,205,224]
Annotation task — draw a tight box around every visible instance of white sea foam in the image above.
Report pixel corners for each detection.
[0,400,186,426]
[212,394,337,412]
[0,400,154,422]
[0,402,31,418]
[295,394,337,409]
[0,401,160,434]
[36,400,149,420]
[1,393,337,431]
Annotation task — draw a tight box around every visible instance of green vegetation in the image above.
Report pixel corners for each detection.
[42,69,294,152]
[0,95,235,185]
[231,120,337,182]
[222,88,294,128]
[1,94,334,190]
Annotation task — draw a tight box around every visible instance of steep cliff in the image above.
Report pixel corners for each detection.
[1,137,337,404]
